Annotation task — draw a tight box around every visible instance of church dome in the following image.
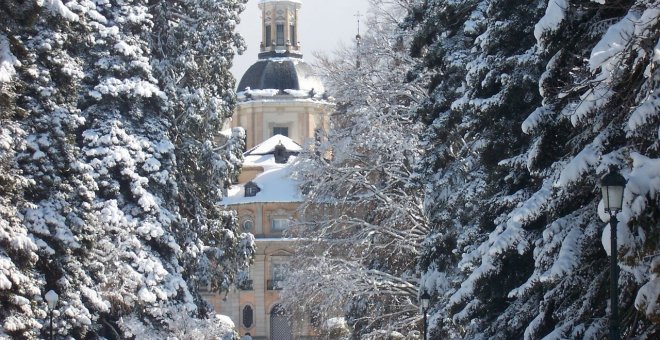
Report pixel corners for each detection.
[237,55,324,95]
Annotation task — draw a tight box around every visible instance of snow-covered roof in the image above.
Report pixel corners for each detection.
[246,134,302,155]
[222,135,302,205]
[259,0,302,4]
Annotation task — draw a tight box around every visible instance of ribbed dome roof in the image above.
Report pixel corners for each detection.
[237,56,324,94]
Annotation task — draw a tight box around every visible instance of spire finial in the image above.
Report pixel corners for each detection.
[354,11,363,68]
[354,11,363,40]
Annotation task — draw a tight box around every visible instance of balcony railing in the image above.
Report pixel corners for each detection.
[267,280,284,290]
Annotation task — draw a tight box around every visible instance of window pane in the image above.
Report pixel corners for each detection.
[242,305,254,328]
[265,26,271,47]
[272,263,287,282]
[243,220,253,232]
[273,127,288,137]
[276,24,284,45]
[290,25,296,45]
[271,218,289,231]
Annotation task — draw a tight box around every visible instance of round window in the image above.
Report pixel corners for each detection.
[243,220,253,232]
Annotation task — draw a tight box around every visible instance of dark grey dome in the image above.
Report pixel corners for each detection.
[237,56,323,93]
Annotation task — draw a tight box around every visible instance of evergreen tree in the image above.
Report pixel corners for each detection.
[409,0,659,338]
[0,0,251,338]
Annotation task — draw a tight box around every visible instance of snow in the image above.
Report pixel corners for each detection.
[237,88,279,98]
[94,77,167,100]
[142,157,161,172]
[635,257,660,317]
[522,106,551,134]
[600,217,633,257]
[588,8,660,74]
[237,87,326,100]
[555,144,600,187]
[138,287,157,303]
[41,0,80,22]
[566,86,612,126]
[223,158,301,204]
[246,134,302,154]
[590,12,635,71]
[534,0,568,43]
[0,273,11,290]
[260,0,301,4]
[324,317,348,330]
[0,35,20,83]
[626,153,660,215]
[114,41,140,57]
[545,226,581,279]
[222,135,303,205]
[257,57,303,63]
[284,89,313,97]
[628,88,659,132]
[214,314,234,329]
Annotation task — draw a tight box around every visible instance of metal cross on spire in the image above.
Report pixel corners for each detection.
[354,11,363,40]
[354,11,363,68]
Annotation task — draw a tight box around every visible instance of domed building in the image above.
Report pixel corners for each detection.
[231,0,330,150]
[203,1,331,339]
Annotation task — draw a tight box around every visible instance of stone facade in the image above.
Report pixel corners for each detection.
[203,203,311,339]
[232,99,328,150]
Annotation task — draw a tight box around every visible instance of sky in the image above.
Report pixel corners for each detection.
[230,0,371,82]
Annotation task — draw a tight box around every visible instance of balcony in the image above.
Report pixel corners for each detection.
[267,280,284,291]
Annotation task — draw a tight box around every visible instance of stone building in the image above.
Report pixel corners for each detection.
[231,0,328,150]
[203,1,331,339]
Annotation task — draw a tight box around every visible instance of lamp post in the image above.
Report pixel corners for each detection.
[420,291,431,340]
[600,168,626,340]
[45,290,58,340]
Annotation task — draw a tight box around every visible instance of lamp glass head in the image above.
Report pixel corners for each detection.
[45,290,59,310]
[420,291,431,310]
[600,169,626,212]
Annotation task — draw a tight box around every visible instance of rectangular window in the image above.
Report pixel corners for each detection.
[273,127,288,137]
[272,264,287,282]
[276,24,284,45]
[271,218,289,231]
[265,25,272,47]
[238,271,253,291]
[290,25,296,45]
[268,263,287,290]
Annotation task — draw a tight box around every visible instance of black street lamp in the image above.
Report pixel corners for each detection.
[420,291,431,340]
[600,168,626,340]
[45,290,58,340]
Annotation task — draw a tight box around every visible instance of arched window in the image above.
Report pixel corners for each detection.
[270,304,292,340]
[242,305,254,329]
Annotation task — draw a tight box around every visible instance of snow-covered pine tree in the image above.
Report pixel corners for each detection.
[1,0,251,338]
[407,0,548,338]
[150,0,254,313]
[410,0,659,338]
[282,1,429,337]
[0,28,45,338]
[515,0,660,338]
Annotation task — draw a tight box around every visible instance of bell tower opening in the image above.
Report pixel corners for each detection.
[259,0,302,57]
